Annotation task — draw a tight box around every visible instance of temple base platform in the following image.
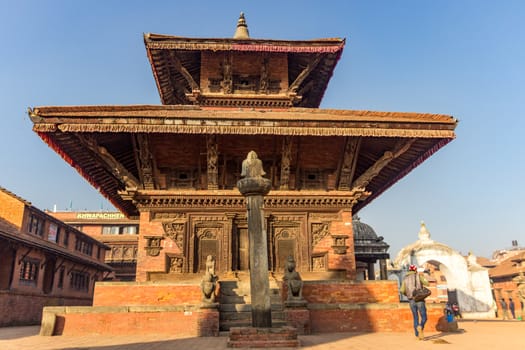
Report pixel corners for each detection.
[39,279,445,336]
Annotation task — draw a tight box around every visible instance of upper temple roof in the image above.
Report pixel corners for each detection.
[144,31,345,108]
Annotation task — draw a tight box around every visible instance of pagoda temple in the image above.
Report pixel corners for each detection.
[29,14,456,285]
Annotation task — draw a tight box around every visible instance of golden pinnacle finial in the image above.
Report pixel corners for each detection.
[233,12,250,39]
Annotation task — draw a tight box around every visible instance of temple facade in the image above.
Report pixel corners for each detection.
[29,14,457,285]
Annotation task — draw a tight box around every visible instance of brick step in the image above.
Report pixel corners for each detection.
[227,326,299,348]
[220,310,285,321]
[219,295,250,304]
[220,319,288,332]
[227,339,300,348]
[219,303,283,312]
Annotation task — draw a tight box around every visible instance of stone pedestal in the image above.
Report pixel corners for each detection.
[284,307,311,335]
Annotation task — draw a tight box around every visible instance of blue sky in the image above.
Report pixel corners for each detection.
[1,1,524,259]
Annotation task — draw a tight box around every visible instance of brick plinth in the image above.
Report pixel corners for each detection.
[284,307,311,334]
[93,282,203,306]
[41,305,219,336]
[227,326,300,348]
[308,303,443,333]
[0,291,91,327]
[301,280,400,304]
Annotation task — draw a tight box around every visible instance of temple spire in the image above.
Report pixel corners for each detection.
[418,221,433,242]
[233,12,250,39]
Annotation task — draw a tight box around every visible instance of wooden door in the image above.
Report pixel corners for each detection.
[238,228,249,270]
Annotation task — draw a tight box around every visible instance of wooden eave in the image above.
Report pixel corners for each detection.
[29,105,457,217]
[29,105,456,137]
[144,34,345,107]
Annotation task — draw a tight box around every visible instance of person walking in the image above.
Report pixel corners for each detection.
[500,298,509,320]
[509,298,516,319]
[400,264,429,340]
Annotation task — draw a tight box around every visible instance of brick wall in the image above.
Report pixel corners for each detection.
[136,211,166,282]
[0,291,91,327]
[300,280,400,304]
[492,279,523,317]
[93,282,203,306]
[309,303,443,333]
[0,190,25,228]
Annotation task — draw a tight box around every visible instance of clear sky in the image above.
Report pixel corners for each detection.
[1,1,524,259]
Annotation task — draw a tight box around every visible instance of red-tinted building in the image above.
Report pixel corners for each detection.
[0,187,111,326]
[49,211,139,281]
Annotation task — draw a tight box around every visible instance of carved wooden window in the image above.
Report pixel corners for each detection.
[168,169,195,189]
[27,214,44,236]
[70,270,90,292]
[19,258,39,285]
[301,169,325,190]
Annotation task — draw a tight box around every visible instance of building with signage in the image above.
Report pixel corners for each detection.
[0,187,112,326]
[49,211,139,281]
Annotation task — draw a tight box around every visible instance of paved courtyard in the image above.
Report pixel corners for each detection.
[0,320,523,350]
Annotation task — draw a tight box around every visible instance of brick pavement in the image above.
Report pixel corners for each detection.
[0,320,523,350]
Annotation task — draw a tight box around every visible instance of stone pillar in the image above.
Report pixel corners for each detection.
[367,262,375,280]
[237,151,272,328]
[379,259,388,280]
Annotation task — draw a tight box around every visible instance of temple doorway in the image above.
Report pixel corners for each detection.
[238,227,249,271]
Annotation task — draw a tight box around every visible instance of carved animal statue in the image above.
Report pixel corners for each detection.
[283,256,303,300]
[201,255,217,303]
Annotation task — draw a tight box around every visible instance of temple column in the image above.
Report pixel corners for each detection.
[367,262,375,280]
[237,151,272,328]
[379,259,388,280]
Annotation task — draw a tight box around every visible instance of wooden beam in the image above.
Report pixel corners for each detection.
[288,55,322,94]
[77,134,140,190]
[352,138,416,190]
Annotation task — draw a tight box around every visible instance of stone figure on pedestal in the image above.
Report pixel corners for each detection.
[283,256,306,307]
[201,255,217,303]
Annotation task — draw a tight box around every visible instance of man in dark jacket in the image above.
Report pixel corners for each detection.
[400,264,429,340]
[500,298,509,320]
[509,298,516,319]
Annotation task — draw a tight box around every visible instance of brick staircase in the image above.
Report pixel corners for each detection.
[218,273,286,332]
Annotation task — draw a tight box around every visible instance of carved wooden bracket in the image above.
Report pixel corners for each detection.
[280,136,292,190]
[338,137,361,190]
[169,51,199,91]
[166,254,184,273]
[206,135,218,190]
[162,221,185,250]
[331,234,349,255]
[352,138,416,190]
[78,134,140,190]
[144,236,164,256]
[311,222,330,247]
[288,54,321,94]
[134,134,156,190]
